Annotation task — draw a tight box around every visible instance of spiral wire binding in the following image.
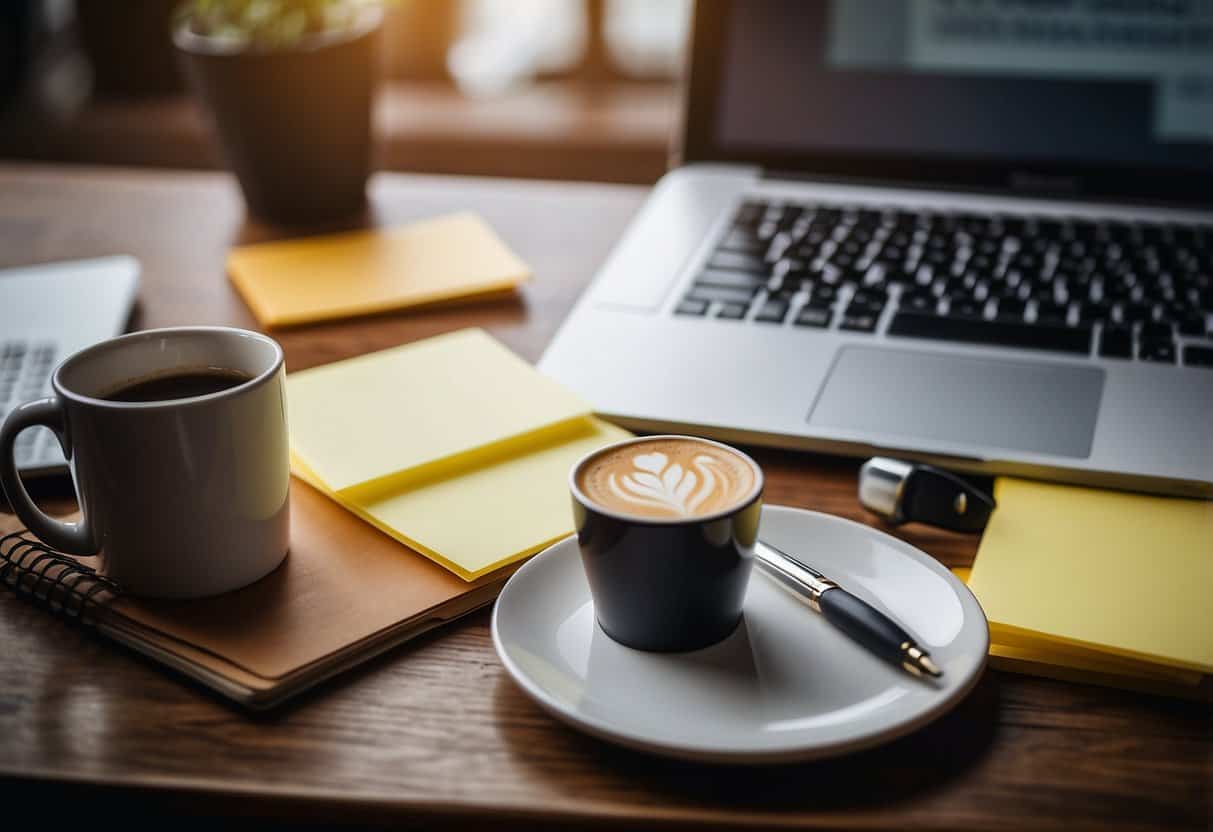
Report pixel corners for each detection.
[0,529,118,623]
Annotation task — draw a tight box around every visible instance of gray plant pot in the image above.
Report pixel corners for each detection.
[174,10,381,225]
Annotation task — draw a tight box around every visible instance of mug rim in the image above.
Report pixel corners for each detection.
[569,434,765,526]
[51,326,284,411]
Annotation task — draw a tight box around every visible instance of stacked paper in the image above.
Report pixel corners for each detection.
[960,478,1212,698]
[287,328,630,580]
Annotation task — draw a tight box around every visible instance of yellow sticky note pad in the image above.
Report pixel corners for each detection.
[227,212,530,327]
[288,328,590,493]
[952,566,1202,690]
[967,478,1213,674]
[294,417,630,580]
[286,328,630,580]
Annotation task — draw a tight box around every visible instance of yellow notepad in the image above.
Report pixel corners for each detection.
[227,212,530,327]
[287,329,630,580]
[953,565,1203,694]
[966,478,1213,675]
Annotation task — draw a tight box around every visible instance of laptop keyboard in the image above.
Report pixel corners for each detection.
[675,199,1213,368]
[0,340,62,469]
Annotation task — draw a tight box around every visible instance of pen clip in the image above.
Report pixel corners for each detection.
[754,541,837,612]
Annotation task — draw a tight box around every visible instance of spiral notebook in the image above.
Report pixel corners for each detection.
[0,479,513,709]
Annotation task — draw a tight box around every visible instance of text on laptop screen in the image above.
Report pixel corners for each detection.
[714,0,1213,174]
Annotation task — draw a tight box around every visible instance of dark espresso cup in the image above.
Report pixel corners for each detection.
[570,435,763,652]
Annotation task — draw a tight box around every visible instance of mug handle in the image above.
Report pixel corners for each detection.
[0,398,96,555]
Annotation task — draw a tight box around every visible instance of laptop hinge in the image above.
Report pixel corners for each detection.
[758,168,1096,205]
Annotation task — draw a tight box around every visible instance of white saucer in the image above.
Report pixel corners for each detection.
[492,505,989,764]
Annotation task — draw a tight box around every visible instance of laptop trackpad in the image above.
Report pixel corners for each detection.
[808,346,1104,459]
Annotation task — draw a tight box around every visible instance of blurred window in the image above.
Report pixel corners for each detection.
[446,0,690,95]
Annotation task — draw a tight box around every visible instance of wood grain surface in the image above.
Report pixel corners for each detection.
[0,164,1207,831]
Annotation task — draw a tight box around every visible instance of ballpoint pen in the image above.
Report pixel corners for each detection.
[753,540,942,679]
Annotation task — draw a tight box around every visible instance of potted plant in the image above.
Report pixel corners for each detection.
[173,0,384,224]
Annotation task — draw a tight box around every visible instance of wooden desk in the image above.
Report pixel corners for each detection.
[0,164,1207,831]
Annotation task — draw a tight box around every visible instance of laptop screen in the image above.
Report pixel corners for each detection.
[684,0,1213,205]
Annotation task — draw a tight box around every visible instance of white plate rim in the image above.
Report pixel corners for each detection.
[492,505,989,764]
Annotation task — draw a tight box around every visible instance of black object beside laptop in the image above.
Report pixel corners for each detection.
[540,0,1213,498]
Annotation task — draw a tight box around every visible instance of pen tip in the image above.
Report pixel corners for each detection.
[918,654,942,678]
[903,644,943,678]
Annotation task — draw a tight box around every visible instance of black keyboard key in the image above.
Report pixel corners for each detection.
[695,270,767,291]
[810,284,839,305]
[794,306,832,328]
[860,265,891,287]
[840,306,880,332]
[716,302,748,320]
[1196,287,1213,312]
[1177,314,1208,337]
[947,299,984,319]
[849,288,887,309]
[707,251,768,274]
[993,297,1026,321]
[879,266,913,287]
[685,285,758,305]
[765,274,790,295]
[776,260,814,283]
[1099,326,1133,358]
[675,299,708,316]
[1139,338,1176,363]
[899,289,935,314]
[817,265,848,286]
[1184,345,1213,368]
[888,312,1092,354]
[1113,301,1153,324]
[1034,301,1068,326]
[793,238,827,260]
[754,297,789,323]
[830,251,858,271]
[1140,321,1173,340]
[1076,300,1111,325]
[855,208,881,228]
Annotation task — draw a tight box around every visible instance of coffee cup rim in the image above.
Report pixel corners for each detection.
[569,434,764,526]
[52,326,284,411]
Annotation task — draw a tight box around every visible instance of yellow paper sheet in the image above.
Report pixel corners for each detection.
[287,328,590,493]
[294,417,630,580]
[967,478,1213,675]
[985,645,1210,701]
[227,212,530,327]
[953,567,1200,686]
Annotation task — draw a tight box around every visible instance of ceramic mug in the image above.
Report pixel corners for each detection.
[0,326,290,598]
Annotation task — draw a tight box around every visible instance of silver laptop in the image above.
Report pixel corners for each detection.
[1,256,140,476]
[540,0,1213,498]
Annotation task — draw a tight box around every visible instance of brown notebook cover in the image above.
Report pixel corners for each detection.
[0,479,512,708]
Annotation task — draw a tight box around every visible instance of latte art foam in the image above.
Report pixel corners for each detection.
[576,437,758,519]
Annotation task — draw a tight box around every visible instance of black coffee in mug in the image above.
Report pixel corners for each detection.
[0,326,290,598]
[103,368,252,402]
